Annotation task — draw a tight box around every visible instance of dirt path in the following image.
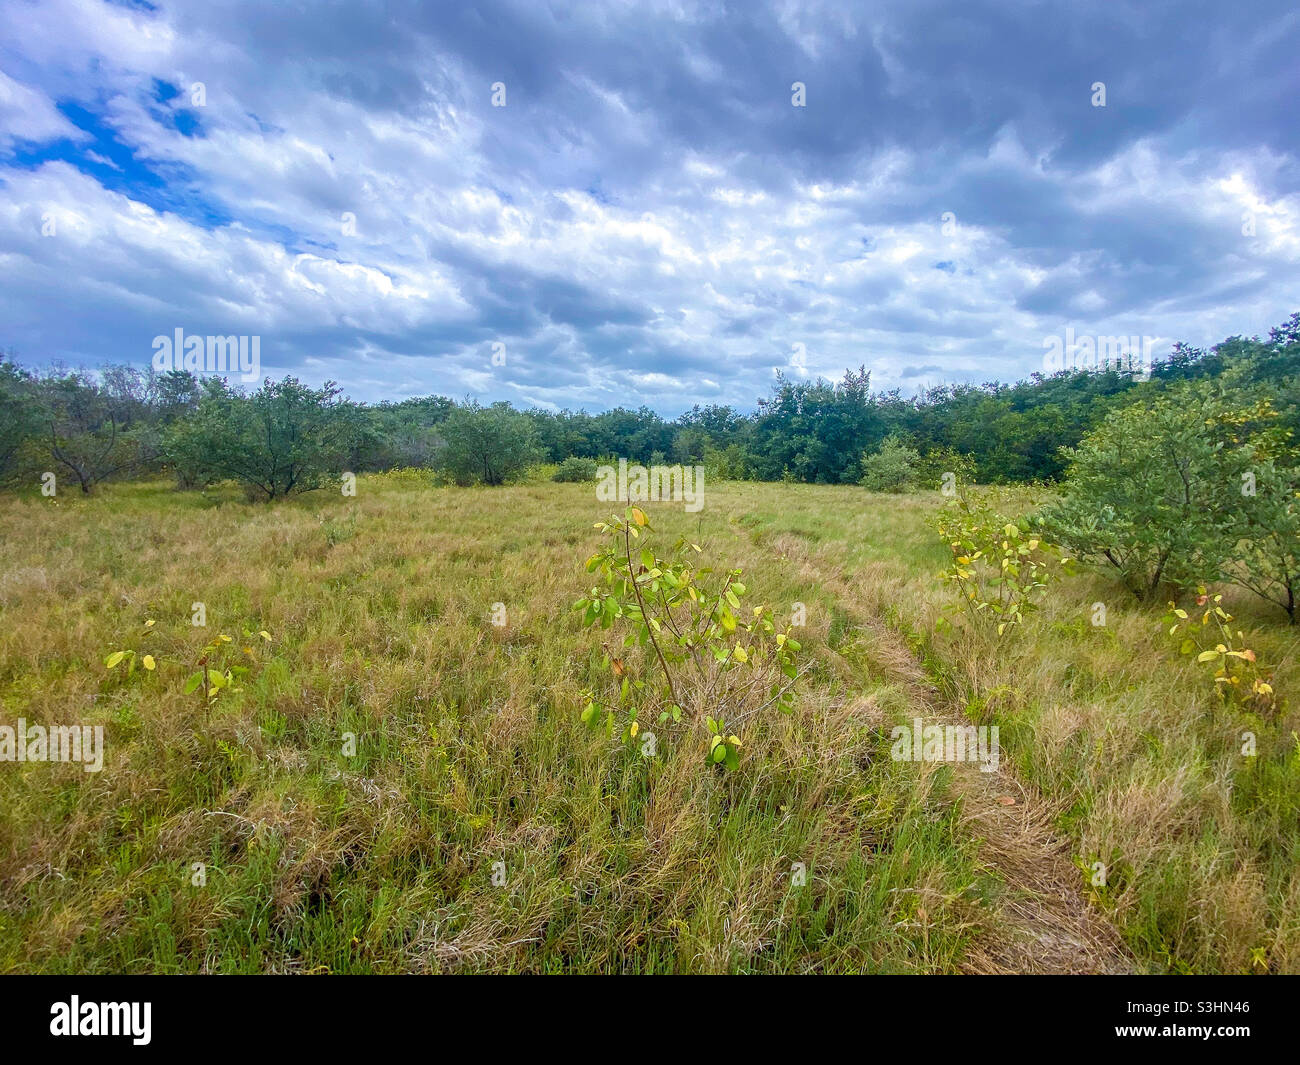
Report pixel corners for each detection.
[778,534,1135,974]
[855,610,1133,974]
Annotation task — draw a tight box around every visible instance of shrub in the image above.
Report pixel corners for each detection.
[1230,460,1300,623]
[1163,587,1278,712]
[1038,381,1272,600]
[438,401,541,486]
[573,505,802,768]
[34,371,147,494]
[859,434,919,492]
[913,446,977,494]
[702,443,751,481]
[936,487,1070,639]
[163,377,359,500]
[553,456,599,482]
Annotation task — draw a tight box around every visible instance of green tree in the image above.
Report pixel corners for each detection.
[1231,460,1300,623]
[859,434,919,492]
[165,377,358,499]
[438,401,541,486]
[37,370,145,494]
[1039,380,1273,599]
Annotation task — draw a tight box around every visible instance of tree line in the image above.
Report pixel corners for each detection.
[1,312,1296,498]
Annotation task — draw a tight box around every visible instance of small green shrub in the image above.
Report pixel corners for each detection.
[859,434,919,492]
[573,505,802,768]
[552,456,599,482]
[1038,380,1274,600]
[936,487,1071,639]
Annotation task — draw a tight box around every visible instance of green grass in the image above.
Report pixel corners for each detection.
[0,476,1295,973]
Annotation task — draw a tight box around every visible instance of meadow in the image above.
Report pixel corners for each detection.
[0,473,1296,973]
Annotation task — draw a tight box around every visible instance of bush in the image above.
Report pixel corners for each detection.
[702,443,751,481]
[35,370,147,494]
[936,487,1069,639]
[163,377,359,500]
[913,446,977,494]
[437,401,541,486]
[1230,460,1300,623]
[1038,380,1275,600]
[859,434,919,492]
[553,456,599,482]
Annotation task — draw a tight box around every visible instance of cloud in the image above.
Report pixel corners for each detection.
[1,0,1297,412]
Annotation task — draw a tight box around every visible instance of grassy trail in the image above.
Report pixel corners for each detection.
[1,476,1295,973]
[722,514,1133,973]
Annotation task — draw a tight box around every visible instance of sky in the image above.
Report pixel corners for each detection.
[1,0,1297,415]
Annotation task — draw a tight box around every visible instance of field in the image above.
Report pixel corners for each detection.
[1,475,1297,974]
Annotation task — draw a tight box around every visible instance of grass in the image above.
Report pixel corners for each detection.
[0,475,1295,973]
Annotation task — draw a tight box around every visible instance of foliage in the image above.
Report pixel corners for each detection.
[573,505,802,768]
[912,446,977,494]
[0,354,41,484]
[184,629,272,708]
[105,619,273,708]
[36,370,148,494]
[1163,588,1277,712]
[163,377,359,500]
[438,401,541,486]
[2,312,1299,494]
[859,434,919,492]
[1229,460,1300,623]
[936,488,1070,639]
[1037,380,1274,600]
[552,455,599,482]
[702,442,751,481]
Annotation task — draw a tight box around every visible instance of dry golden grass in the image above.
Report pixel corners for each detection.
[1,475,1294,974]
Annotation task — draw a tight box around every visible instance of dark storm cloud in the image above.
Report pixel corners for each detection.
[0,0,1296,411]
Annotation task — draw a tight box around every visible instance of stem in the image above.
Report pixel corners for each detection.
[623,510,680,710]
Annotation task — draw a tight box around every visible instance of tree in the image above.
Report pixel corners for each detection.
[164,377,359,499]
[859,434,919,492]
[438,401,541,486]
[0,353,40,484]
[1231,460,1300,623]
[37,370,144,494]
[1038,380,1274,600]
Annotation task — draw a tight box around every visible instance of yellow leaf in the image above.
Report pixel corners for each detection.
[630,507,648,526]
[732,644,748,663]
[629,720,639,738]
[1196,650,1219,663]
[258,631,272,642]
[142,655,155,671]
